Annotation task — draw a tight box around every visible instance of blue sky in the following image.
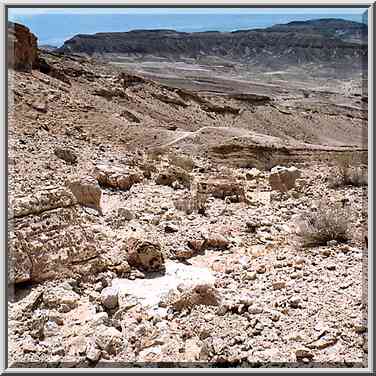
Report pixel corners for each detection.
[8,7,368,46]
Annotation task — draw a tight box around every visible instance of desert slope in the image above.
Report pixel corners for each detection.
[7,21,368,368]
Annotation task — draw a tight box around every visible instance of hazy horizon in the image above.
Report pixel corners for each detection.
[8,7,368,47]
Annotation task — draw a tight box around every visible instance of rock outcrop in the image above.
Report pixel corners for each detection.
[58,19,367,71]
[9,203,100,284]
[9,186,76,220]
[8,22,38,72]
[8,186,109,285]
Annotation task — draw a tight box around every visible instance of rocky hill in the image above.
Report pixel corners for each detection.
[8,22,39,72]
[58,18,367,71]
[266,18,367,44]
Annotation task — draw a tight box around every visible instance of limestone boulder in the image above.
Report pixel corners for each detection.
[269,166,301,192]
[67,176,102,214]
[94,164,143,191]
[195,177,246,202]
[54,147,78,165]
[42,283,80,312]
[126,237,165,273]
[155,166,192,189]
[8,188,103,284]
[9,186,76,220]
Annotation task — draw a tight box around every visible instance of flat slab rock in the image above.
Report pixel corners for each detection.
[112,261,215,309]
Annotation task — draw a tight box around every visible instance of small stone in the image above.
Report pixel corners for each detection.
[245,221,259,233]
[188,239,206,252]
[48,310,64,325]
[91,312,109,326]
[216,305,228,316]
[66,278,78,288]
[354,323,367,333]
[54,147,77,164]
[94,282,103,292]
[340,245,352,254]
[248,305,263,314]
[127,236,165,272]
[68,176,103,214]
[52,347,65,356]
[245,168,261,180]
[326,263,336,271]
[256,264,266,274]
[60,281,73,290]
[44,320,59,337]
[295,257,305,265]
[23,342,37,353]
[270,311,280,322]
[245,271,257,281]
[238,255,250,269]
[95,326,123,354]
[295,347,314,360]
[249,318,258,328]
[288,333,304,342]
[86,342,101,363]
[43,287,80,312]
[174,248,195,260]
[327,240,338,247]
[68,335,87,356]
[289,296,301,309]
[339,281,352,289]
[204,233,230,250]
[321,249,331,257]
[238,294,255,306]
[253,322,264,335]
[100,287,119,309]
[117,207,134,221]
[272,281,286,290]
[269,166,300,192]
[165,224,179,233]
[59,304,73,313]
[306,334,338,350]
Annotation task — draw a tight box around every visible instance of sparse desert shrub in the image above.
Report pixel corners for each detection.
[156,166,192,189]
[168,153,196,172]
[343,166,368,186]
[140,161,158,178]
[127,153,158,178]
[328,152,368,188]
[296,201,350,247]
[173,192,208,215]
[329,166,368,188]
[146,147,165,162]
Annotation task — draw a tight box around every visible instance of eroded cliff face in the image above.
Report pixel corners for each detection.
[57,19,367,71]
[8,22,38,72]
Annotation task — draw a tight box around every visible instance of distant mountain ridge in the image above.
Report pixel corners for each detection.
[57,18,367,70]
